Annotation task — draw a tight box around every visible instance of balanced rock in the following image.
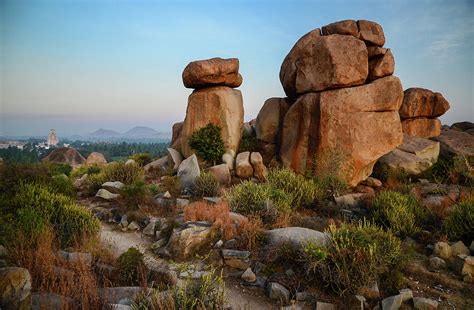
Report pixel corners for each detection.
[181,86,244,158]
[280,32,368,98]
[235,152,253,179]
[177,154,201,190]
[280,75,403,186]
[255,97,290,144]
[85,152,107,166]
[357,20,385,46]
[42,147,85,168]
[368,49,394,80]
[321,19,359,36]
[402,118,441,138]
[182,57,242,89]
[400,88,450,119]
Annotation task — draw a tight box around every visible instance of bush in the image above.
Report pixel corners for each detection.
[51,174,76,197]
[14,183,100,247]
[267,168,319,206]
[117,247,147,286]
[313,174,348,200]
[444,199,474,243]
[189,123,225,164]
[371,191,426,237]
[229,180,270,215]
[423,155,473,186]
[159,176,182,197]
[86,161,144,192]
[238,132,259,153]
[71,164,102,178]
[302,221,401,295]
[0,162,53,197]
[120,180,151,209]
[129,153,152,167]
[193,172,219,197]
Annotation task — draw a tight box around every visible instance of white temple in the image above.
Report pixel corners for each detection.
[47,129,59,147]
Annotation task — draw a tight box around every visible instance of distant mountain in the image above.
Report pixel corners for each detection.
[124,126,159,138]
[89,128,121,137]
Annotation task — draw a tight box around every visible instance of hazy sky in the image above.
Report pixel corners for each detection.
[1,0,473,137]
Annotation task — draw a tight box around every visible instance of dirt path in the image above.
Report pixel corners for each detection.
[99,223,277,309]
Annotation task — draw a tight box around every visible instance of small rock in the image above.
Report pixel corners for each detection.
[399,288,413,303]
[127,221,140,231]
[224,239,237,249]
[221,249,250,260]
[250,152,268,181]
[267,282,290,303]
[143,222,156,237]
[224,258,250,270]
[0,267,31,309]
[166,222,212,260]
[296,291,312,302]
[162,191,172,199]
[241,268,256,283]
[413,297,438,309]
[58,250,93,266]
[96,188,120,200]
[429,257,446,270]
[235,151,253,179]
[102,181,125,193]
[177,154,201,190]
[335,193,365,208]
[203,197,221,204]
[316,301,336,310]
[433,242,452,260]
[125,159,136,165]
[381,294,402,310]
[451,241,470,256]
[214,240,223,248]
[176,198,190,209]
[151,239,168,250]
[364,177,382,187]
[120,215,128,228]
[265,227,329,251]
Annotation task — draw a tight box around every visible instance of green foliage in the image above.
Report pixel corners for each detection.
[129,152,152,167]
[86,161,144,192]
[46,163,73,176]
[121,180,150,209]
[13,182,100,247]
[174,268,225,310]
[117,247,147,286]
[313,175,348,200]
[50,174,76,197]
[444,199,474,243]
[238,133,259,153]
[0,162,52,197]
[423,155,473,186]
[71,164,102,178]
[228,180,293,218]
[267,168,319,206]
[303,221,402,296]
[193,172,219,197]
[159,176,182,197]
[189,123,225,164]
[371,191,426,237]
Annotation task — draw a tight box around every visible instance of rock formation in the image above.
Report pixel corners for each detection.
[180,58,244,158]
[42,147,86,168]
[47,129,59,147]
[399,88,450,138]
[255,20,404,186]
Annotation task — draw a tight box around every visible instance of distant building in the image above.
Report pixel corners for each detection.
[47,129,59,147]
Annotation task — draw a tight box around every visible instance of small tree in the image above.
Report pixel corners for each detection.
[189,123,225,165]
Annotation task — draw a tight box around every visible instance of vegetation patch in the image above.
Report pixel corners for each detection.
[117,247,147,286]
[189,123,225,164]
[444,198,474,243]
[193,172,219,197]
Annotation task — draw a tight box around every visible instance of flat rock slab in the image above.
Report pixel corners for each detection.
[379,148,433,175]
[398,135,440,163]
[265,227,329,250]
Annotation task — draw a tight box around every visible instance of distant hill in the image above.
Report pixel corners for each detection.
[89,128,121,137]
[124,126,159,138]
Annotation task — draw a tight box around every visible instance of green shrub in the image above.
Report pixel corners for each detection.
[121,180,151,209]
[238,133,259,153]
[189,123,225,164]
[267,168,319,206]
[193,172,219,197]
[86,161,144,192]
[117,247,147,286]
[423,155,473,186]
[71,164,102,178]
[313,174,348,200]
[50,174,76,197]
[303,221,401,295]
[14,183,100,246]
[174,268,225,309]
[0,163,52,197]
[129,153,152,167]
[229,180,293,218]
[159,176,182,197]
[46,162,73,176]
[444,199,474,243]
[371,191,426,237]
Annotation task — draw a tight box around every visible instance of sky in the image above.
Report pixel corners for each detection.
[1,0,473,137]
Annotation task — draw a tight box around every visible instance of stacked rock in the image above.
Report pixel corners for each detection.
[255,19,403,186]
[179,58,244,158]
[399,88,450,138]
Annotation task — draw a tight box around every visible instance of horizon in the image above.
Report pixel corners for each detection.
[1,0,473,136]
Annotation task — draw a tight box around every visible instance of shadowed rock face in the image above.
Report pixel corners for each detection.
[281,76,404,186]
[180,86,244,158]
[182,57,242,89]
[42,147,86,168]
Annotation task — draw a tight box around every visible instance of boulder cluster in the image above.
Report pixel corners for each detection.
[257,19,403,186]
[179,58,244,159]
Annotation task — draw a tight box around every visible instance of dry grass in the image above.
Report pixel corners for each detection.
[238,215,265,252]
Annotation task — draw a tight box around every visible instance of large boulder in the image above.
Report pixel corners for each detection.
[0,267,32,310]
[397,135,440,163]
[165,222,212,260]
[399,88,450,119]
[85,152,107,166]
[177,154,201,190]
[167,148,183,171]
[378,149,433,175]
[432,128,474,160]
[265,227,329,250]
[42,147,85,168]
[357,20,385,46]
[255,97,290,144]
[180,86,244,158]
[144,156,168,175]
[182,58,242,89]
[368,49,394,81]
[170,122,184,151]
[402,118,441,138]
[280,33,368,98]
[280,75,404,186]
